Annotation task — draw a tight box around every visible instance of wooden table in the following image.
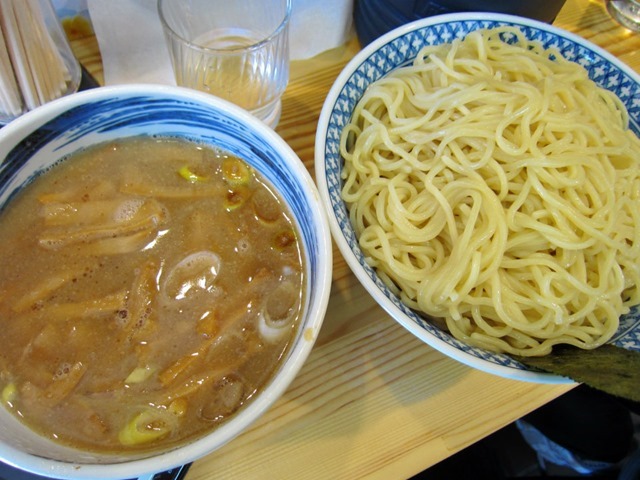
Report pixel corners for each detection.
[69,1,639,478]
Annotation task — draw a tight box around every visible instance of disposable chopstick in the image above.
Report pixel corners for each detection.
[0,0,73,113]
[0,12,22,117]
[0,0,39,110]
[12,2,50,106]
[26,0,69,98]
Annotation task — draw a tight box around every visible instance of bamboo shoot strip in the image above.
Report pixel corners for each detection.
[35,291,127,321]
[73,230,158,256]
[38,199,167,248]
[120,261,158,342]
[44,361,87,406]
[40,199,150,226]
[12,266,88,313]
[121,181,224,199]
[158,336,217,387]
[38,180,118,204]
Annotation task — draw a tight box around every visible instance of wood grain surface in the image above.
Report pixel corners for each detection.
[68,1,639,478]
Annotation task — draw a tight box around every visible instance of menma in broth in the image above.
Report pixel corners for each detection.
[0,136,305,453]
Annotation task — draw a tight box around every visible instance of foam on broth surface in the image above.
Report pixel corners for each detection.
[0,136,305,454]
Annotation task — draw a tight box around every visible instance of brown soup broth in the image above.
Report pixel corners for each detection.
[0,137,305,453]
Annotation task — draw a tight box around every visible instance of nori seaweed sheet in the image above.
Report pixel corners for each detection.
[515,345,640,402]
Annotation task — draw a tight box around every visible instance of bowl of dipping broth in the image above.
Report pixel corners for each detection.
[315,12,640,383]
[0,84,332,479]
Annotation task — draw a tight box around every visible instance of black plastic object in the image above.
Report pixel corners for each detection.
[79,64,101,90]
[354,0,567,46]
[0,461,191,480]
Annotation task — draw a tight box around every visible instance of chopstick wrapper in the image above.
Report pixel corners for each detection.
[87,0,355,86]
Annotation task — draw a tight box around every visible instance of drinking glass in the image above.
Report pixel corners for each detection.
[606,0,640,31]
[158,0,291,129]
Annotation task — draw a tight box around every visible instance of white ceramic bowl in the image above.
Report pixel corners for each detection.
[0,84,332,479]
[315,12,640,383]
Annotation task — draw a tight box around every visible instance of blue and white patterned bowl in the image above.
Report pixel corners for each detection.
[0,84,332,479]
[315,12,640,383]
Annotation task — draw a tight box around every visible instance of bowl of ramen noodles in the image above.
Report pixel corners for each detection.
[315,12,640,383]
[0,84,332,478]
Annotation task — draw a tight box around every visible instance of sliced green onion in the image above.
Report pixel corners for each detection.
[125,365,155,384]
[178,165,203,183]
[2,383,17,404]
[118,408,175,446]
[222,158,251,186]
